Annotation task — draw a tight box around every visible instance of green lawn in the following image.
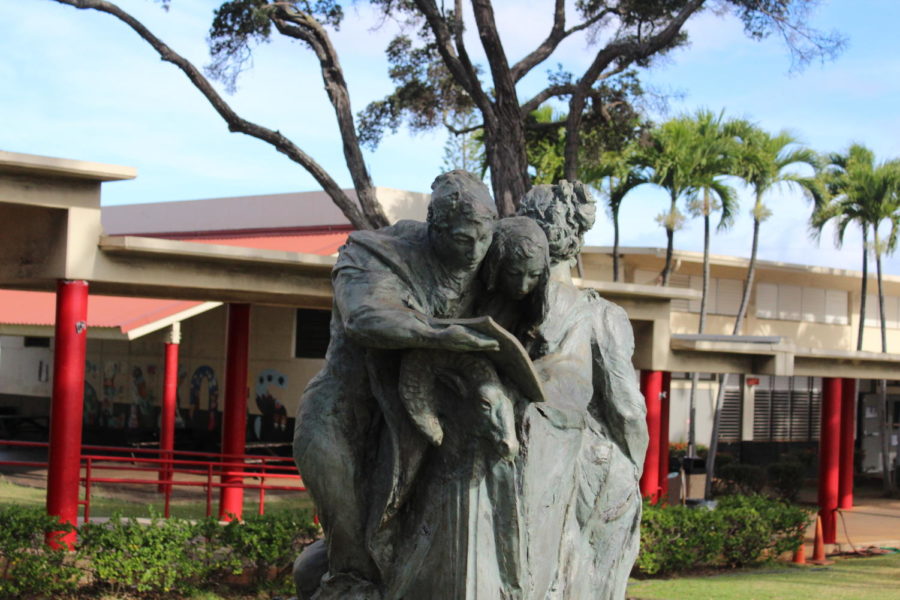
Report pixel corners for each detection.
[627,554,900,600]
[0,476,314,519]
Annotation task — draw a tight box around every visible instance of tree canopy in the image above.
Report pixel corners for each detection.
[50,0,843,228]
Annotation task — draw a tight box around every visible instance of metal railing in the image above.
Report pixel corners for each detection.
[0,439,305,520]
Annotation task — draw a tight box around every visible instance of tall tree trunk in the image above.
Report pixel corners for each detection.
[612,203,621,282]
[688,201,712,457]
[483,117,530,216]
[706,205,761,498]
[659,193,677,285]
[733,212,761,337]
[698,202,711,334]
[858,226,869,351]
[874,230,895,493]
[878,379,895,493]
[875,235,887,354]
[470,0,530,216]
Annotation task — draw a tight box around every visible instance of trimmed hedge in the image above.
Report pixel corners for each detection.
[0,505,80,598]
[0,497,811,594]
[636,494,812,576]
[0,506,318,598]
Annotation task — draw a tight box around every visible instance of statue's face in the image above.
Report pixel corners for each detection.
[497,254,544,300]
[433,216,493,271]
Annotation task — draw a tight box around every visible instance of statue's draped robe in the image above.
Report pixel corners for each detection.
[518,281,648,600]
[295,221,521,599]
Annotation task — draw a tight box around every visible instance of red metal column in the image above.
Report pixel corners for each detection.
[640,370,663,503]
[818,377,842,544]
[158,323,180,492]
[219,304,251,521]
[46,280,89,549]
[658,372,672,501]
[839,378,857,510]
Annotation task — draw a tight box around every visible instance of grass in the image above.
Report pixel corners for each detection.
[0,476,315,520]
[627,553,900,600]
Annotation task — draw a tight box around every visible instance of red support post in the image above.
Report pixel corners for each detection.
[640,370,663,503]
[839,378,857,510]
[658,372,672,502]
[818,377,842,544]
[158,324,180,493]
[219,304,251,521]
[46,280,89,549]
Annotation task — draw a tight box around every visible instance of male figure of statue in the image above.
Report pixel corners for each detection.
[293,171,499,600]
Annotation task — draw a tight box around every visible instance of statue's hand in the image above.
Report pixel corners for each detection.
[434,325,500,352]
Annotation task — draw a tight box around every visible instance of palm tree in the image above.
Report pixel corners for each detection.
[640,111,741,455]
[582,143,648,281]
[637,118,695,285]
[677,110,741,457]
[704,123,821,497]
[813,145,879,351]
[683,110,741,335]
[812,144,900,493]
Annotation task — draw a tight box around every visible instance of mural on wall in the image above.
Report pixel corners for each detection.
[253,368,289,442]
[102,361,126,429]
[189,365,219,432]
[174,365,188,428]
[129,365,159,430]
[83,380,100,426]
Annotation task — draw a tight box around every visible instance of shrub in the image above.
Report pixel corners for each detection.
[636,495,813,575]
[0,506,80,598]
[78,512,207,595]
[715,463,767,496]
[717,495,810,558]
[768,460,805,502]
[221,510,319,590]
[637,502,723,575]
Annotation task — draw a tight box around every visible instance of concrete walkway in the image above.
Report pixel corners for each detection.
[797,486,900,554]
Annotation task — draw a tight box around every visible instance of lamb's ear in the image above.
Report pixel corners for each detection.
[398,351,444,446]
[435,370,467,398]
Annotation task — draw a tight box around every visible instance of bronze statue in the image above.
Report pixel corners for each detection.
[293,173,647,600]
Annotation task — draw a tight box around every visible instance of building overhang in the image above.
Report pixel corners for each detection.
[0,152,337,309]
[670,334,795,376]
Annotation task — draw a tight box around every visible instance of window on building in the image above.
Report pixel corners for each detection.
[718,386,743,443]
[756,283,848,325]
[634,270,742,316]
[752,376,822,442]
[864,294,900,329]
[23,337,50,348]
[295,309,332,358]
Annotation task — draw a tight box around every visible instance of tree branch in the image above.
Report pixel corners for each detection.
[55,0,377,230]
[443,116,483,135]
[520,84,577,115]
[412,0,495,125]
[271,4,388,227]
[563,0,706,179]
[510,3,613,82]
[525,119,568,131]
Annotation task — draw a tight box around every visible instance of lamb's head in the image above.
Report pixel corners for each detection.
[399,349,519,461]
[473,381,518,461]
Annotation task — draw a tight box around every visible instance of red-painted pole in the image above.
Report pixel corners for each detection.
[658,372,672,502]
[818,377,842,544]
[46,280,89,549]
[839,378,857,510]
[640,370,663,503]
[158,323,180,493]
[219,304,250,521]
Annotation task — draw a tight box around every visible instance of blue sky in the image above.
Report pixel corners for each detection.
[1,1,898,274]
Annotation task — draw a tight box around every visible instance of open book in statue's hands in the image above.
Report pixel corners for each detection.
[431,316,546,404]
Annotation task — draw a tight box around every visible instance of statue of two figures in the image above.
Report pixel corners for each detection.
[292,172,649,600]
